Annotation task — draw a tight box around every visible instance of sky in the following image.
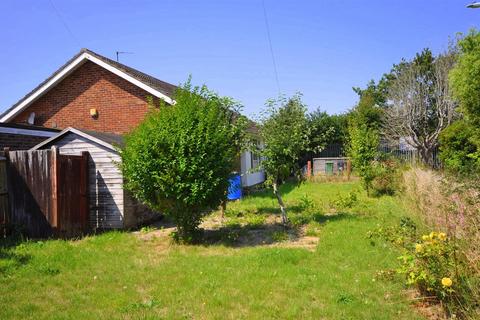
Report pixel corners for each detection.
[0,0,478,118]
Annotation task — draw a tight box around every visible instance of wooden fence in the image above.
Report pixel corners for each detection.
[4,148,89,238]
[0,153,7,237]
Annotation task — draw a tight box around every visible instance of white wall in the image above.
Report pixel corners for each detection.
[240,150,265,187]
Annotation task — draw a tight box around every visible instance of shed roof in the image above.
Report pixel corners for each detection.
[31,127,123,152]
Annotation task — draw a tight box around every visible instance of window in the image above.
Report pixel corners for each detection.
[251,151,261,169]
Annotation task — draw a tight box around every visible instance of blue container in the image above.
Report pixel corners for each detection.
[227,174,242,200]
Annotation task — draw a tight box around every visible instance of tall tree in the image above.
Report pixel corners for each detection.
[384,49,457,166]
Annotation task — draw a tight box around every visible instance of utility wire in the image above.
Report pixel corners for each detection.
[49,0,81,47]
[262,0,281,95]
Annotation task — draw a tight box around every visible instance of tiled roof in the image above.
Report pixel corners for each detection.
[0,48,177,120]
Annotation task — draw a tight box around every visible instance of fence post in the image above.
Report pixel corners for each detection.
[346,159,351,181]
[307,160,312,179]
[50,146,59,230]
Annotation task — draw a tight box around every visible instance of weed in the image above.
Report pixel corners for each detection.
[272,231,289,242]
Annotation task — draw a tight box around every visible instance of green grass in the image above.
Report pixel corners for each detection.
[0,181,423,319]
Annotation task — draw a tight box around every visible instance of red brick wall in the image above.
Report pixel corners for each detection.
[12,61,160,135]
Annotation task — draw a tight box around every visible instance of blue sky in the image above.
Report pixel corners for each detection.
[0,1,478,117]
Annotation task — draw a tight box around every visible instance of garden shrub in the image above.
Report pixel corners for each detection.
[369,217,480,318]
[289,195,324,227]
[370,159,401,197]
[121,80,246,242]
[332,190,358,210]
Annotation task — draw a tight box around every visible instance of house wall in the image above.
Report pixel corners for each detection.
[12,61,161,135]
[39,132,125,229]
[240,150,265,187]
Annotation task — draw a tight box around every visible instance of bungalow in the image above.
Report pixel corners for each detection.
[0,48,264,188]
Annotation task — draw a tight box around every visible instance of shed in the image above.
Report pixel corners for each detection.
[313,157,349,176]
[31,127,156,230]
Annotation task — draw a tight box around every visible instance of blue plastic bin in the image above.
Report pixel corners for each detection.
[227,174,242,200]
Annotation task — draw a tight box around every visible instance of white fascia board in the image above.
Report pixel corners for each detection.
[0,54,87,122]
[83,53,174,105]
[0,127,58,137]
[1,52,174,123]
[31,127,117,152]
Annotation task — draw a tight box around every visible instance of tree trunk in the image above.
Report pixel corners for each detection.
[220,200,227,220]
[272,181,288,224]
[419,147,434,168]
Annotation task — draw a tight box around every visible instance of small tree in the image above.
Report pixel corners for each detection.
[121,81,245,242]
[347,91,382,195]
[259,94,315,224]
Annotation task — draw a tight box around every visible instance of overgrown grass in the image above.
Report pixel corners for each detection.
[0,181,424,319]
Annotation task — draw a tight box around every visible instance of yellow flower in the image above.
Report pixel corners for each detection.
[429,231,436,239]
[438,232,447,241]
[415,244,423,253]
[441,277,453,287]
[422,235,430,241]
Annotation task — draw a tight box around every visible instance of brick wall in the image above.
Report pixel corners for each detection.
[0,133,48,151]
[12,61,160,135]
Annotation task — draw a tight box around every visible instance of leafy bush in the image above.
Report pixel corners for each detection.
[370,159,401,197]
[332,190,358,210]
[439,120,480,174]
[121,80,246,242]
[289,195,324,227]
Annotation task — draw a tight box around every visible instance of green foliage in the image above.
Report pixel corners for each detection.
[307,108,348,147]
[121,80,246,241]
[353,77,392,109]
[439,120,480,173]
[259,94,311,184]
[350,93,384,131]
[332,190,358,210]
[370,159,401,197]
[347,123,379,194]
[441,29,480,174]
[450,29,480,126]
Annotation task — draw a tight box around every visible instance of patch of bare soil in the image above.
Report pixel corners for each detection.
[405,289,447,320]
[134,214,319,251]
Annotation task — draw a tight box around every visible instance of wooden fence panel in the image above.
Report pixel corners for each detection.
[7,150,53,237]
[0,154,8,237]
[6,149,89,238]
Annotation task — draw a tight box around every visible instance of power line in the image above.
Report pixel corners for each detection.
[262,0,281,95]
[49,0,81,47]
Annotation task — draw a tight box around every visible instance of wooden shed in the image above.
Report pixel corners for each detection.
[31,127,157,230]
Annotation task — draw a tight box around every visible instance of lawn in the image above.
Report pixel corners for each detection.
[0,181,424,319]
